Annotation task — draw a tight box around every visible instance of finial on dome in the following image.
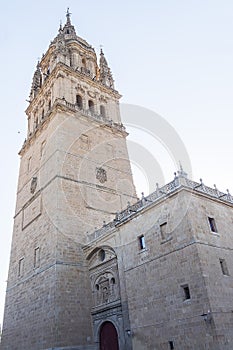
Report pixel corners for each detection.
[100,45,104,55]
[66,7,72,25]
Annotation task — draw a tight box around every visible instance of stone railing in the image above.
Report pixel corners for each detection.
[185,178,233,203]
[88,174,233,241]
[115,178,181,223]
[22,97,125,152]
[91,221,116,240]
[58,98,126,133]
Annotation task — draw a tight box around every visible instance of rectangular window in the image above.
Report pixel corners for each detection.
[34,247,40,268]
[18,258,24,277]
[160,222,167,240]
[208,217,218,233]
[219,258,229,276]
[169,340,174,349]
[182,284,191,300]
[138,235,146,250]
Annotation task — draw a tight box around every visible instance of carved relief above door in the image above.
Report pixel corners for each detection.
[86,246,120,308]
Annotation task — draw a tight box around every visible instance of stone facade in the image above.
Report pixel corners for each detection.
[2,10,233,350]
[1,11,136,350]
[84,174,233,349]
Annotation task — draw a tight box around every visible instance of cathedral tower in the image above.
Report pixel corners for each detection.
[1,10,136,350]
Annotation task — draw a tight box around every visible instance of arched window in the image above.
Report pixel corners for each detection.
[100,105,106,118]
[99,249,105,262]
[88,100,94,114]
[82,58,86,68]
[110,277,115,285]
[76,95,83,109]
[35,116,38,129]
[42,109,45,120]
[48,100,51,110]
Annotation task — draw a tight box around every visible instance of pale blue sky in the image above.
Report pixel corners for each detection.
[1,0,233,324]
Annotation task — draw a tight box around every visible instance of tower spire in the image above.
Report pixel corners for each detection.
[66,7,72,25]
[59,20,62,33]
[99,49,115,89]
[29,60,42,100]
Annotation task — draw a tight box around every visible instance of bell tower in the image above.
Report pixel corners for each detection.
[1,10,136,350]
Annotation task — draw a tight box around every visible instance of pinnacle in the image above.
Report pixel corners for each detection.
[66,7,72,26]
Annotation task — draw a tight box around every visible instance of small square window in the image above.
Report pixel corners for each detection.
[18,258,24,277]
[169,340,174,349]
[219,258,229,276]
[181,284,191,300]
[34,247,40,268]
[208,217,218,233]
[138,235,146,250]
[160,222,167,240]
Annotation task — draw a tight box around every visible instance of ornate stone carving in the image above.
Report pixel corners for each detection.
[93,271,118,306]
[87,247,119,308]
[75,85,85,95]
[96,167,107,184]
[30,177,37,194]
[88,91,96,99]
[99,95,108,103]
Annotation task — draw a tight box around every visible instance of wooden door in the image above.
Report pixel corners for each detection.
[100,321,119,350]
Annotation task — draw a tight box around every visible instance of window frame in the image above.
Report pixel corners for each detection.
[100,104,106,118]
[208,216,218,233]
[219,258,229,276]
[138,235,146,250]
[76,94,83,109]
[88,100,95,114]
[169,340,174,350]
[160,222,167,240]
[181,284,191,301]
[34,247,40,269]
[18,257,24,277]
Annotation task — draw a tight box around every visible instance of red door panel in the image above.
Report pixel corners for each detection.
[100,321,119,350]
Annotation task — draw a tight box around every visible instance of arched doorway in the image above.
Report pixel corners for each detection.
[100,321,119,350]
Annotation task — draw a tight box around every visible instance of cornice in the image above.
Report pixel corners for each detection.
[20,97,128,156]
